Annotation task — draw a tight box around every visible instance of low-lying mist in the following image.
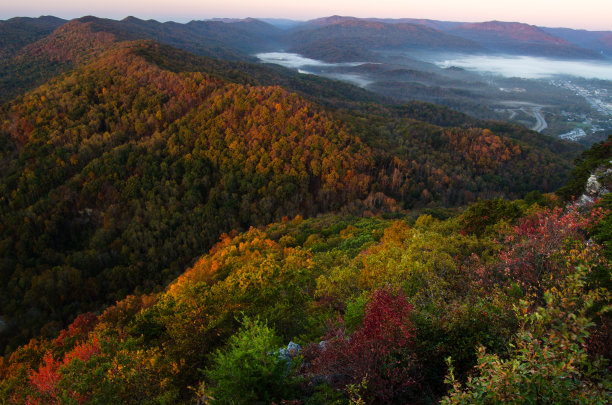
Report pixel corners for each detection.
[256,52,373,87]
[256,52,366,69]
[429,54,612,80]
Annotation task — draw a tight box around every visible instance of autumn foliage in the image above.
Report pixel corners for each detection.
[308,287,417,403]
[0,200,609,404]
[0,22,609,404]
[0,39,576,353]
[470,205,606,295]
[26,338,100,405]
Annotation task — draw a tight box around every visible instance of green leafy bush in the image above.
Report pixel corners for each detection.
[202,317,299,404]
[443,266,611,405]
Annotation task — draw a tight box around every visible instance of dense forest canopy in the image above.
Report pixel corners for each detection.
[0,14,609,405]
[0,40,581,353]
[0,196,610,404]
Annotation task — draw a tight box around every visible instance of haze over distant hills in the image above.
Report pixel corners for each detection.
[0,11,610,405]
[2,14,612,142]
[448,21,602,58]
[296,15,611,60]
[0,16,580,354]
[2,14,610,91]
[2,14,611,63]
[285,18,484,62]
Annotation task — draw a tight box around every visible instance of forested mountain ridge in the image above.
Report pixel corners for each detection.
[0,16,280,104]
[0,195,609,404]
[76,15,280,59]
[286,19,483,62]
[295,16,606,60]
[0,16,66,58]
[0,42,373,352]
[0,14,609,405]
[0,38,580,353]
[0,19,123,103]
[3,15,606,104]
[448,21,602,58]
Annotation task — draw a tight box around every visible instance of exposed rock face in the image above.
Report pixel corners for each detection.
[579,162,612,206]
[278,341,302,372]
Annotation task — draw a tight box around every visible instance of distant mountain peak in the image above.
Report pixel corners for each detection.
[207,17,263,24]
[122,16,145,23]
[307,15,359,26]
[16,18,118,64]
[453,21,571,45]
[76,15,106,24]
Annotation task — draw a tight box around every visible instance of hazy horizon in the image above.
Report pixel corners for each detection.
[257,51,612,83]
[1,0,611,31]
[433,54,612,80]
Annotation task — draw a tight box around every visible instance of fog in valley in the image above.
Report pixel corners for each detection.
[257,52,373,87]
[429,54,612,81]
[257,50,612,144]
[256,52,368,69]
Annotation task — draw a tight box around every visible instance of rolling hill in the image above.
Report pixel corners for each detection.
[0,16,66,58]
[289,17,603,61]
[0,14,609,405]
[599,33,612,50]
[287,18,483,62]
[541,27,612,57]
[0,15,282,103]
[0,34,580,353]
[448,21,602,58]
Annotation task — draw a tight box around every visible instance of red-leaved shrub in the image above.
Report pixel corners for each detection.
[470,206,606,295]
[54,312,98,347]
[308,287,417,403]
[26,337,101,405]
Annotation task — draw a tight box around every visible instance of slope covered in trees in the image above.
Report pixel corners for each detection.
[0,38,584,354]
[0,13,609,404]
[0,16,279,104]
[0,19,120,103]
[0,196,609,404]
[0,37,585,353]
[0,16,66,58]
[0,39,583,353]
[0,42,376,352]
[449,21,601,58]
[287,19,482,62]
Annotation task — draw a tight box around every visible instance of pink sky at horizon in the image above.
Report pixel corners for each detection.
[1,0,611,31]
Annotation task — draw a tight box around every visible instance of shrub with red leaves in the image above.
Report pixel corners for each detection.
[470,206,605,295]
[27,352,61,404]
[54,312,99,347]
[309,287,417,403]
[26,337,101,405]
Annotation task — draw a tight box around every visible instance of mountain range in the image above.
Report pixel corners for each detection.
[0,12,582,352]
[2,14,610,107]
[295,15,610,61]
[0,13,610,405]
[2,14,611,62]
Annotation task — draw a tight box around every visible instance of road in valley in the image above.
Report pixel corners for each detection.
[530,106,548,132]
[499,101,548,133]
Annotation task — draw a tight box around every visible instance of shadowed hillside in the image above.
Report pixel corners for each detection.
[0,39,579,352]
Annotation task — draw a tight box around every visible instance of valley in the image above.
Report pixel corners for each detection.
[257,49,612,144]
[0,11,610,405]
[3,14,611,145]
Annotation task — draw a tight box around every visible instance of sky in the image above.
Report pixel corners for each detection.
[1,0,611,31]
